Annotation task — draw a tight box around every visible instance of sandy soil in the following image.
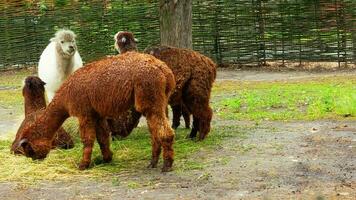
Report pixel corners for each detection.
[0,69,355,199]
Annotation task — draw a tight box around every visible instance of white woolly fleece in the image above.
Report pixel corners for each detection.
[38,42,83,102]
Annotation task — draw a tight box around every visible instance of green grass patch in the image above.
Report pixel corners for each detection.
[213,76,356,120]
[0,69,33,115]
[0,69,35,88]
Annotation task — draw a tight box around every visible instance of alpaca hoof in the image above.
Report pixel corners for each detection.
[186,134,195,139]
[103,153,113,163]
[147,161,158,168]
[161,159,173,172]
[62,142,74,149]
[161,166,173,172]
[78,161,90,170]
[66,143,75,149]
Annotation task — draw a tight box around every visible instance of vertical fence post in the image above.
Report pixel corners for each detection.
[213,0,222,65]
[314,0,321,63]
[297,0,302,66]
[255,0,266,66]
[339,0,347,67]
[279,1,285,66]
[335,0,341,68]
[234,5,240,65]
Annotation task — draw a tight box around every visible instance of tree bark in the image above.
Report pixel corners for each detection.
[159,0,192,49]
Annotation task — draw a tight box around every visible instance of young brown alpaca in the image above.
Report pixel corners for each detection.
[12,52,176,172]
[11,76,74,152]
[113,31,216,140]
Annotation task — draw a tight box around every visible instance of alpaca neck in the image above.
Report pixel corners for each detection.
[121,46,138,54]
[55,45,74,78]
[24,95,46,116]
[34,100,69,140]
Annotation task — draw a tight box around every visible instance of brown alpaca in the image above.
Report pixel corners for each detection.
[12,52,176,172]
[11,76,74,152]
[113,31,216,140]
[145,45,216,140]
[113,32,190,130]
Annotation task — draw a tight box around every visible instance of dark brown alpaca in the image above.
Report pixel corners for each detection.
[12,52,176,172]
[114,32,190,130]
[113,31,216,140]
[145,45,216,140]
[11,76,74,152]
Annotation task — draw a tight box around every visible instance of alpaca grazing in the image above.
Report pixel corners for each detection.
[38,29,83,102]
[11,76,74,152]
[113,32,190,129]
[12,52,176,172]
[113,31,216,140]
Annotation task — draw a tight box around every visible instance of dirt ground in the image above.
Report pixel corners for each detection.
[0,69,355,199]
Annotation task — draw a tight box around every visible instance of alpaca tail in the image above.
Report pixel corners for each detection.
[165,71,176,99]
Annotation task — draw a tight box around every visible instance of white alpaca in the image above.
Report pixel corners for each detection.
[38,29,83,102]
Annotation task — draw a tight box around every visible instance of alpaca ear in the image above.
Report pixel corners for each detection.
[40,80,46,86]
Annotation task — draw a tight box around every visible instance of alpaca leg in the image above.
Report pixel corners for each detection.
[183,78,213,140]
[188,116,199,138]
[78,117,96,170]
[185,100,212,140]
[147,134,161,168]
[171,105,182,129]
[182,104,191,129]
[95,119,113,163]
[146,113,175,172]
[197,106,212,140]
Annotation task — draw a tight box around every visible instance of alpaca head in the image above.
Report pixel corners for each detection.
[51,29,78,58]
[114,31,138,54]
[11,125,52,160]
[22,76,46,100]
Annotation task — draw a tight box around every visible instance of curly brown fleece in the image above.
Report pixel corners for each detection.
[145,45,216,140]
[11,76,74,152]
[112,32,216,140]
[11,52,176,172]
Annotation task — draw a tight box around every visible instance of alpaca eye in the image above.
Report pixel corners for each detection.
[61,41,64,44]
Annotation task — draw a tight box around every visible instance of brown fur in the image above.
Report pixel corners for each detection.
[112,32,216,140]
[12,52,176,172]
[145,45,216,140]
[11,76,74,152]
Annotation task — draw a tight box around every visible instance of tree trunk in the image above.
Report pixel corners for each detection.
[159,0,192,49]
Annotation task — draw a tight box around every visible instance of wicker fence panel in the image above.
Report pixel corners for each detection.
[0,0,355,69]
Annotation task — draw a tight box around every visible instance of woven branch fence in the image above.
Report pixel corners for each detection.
[0,0,355,69]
